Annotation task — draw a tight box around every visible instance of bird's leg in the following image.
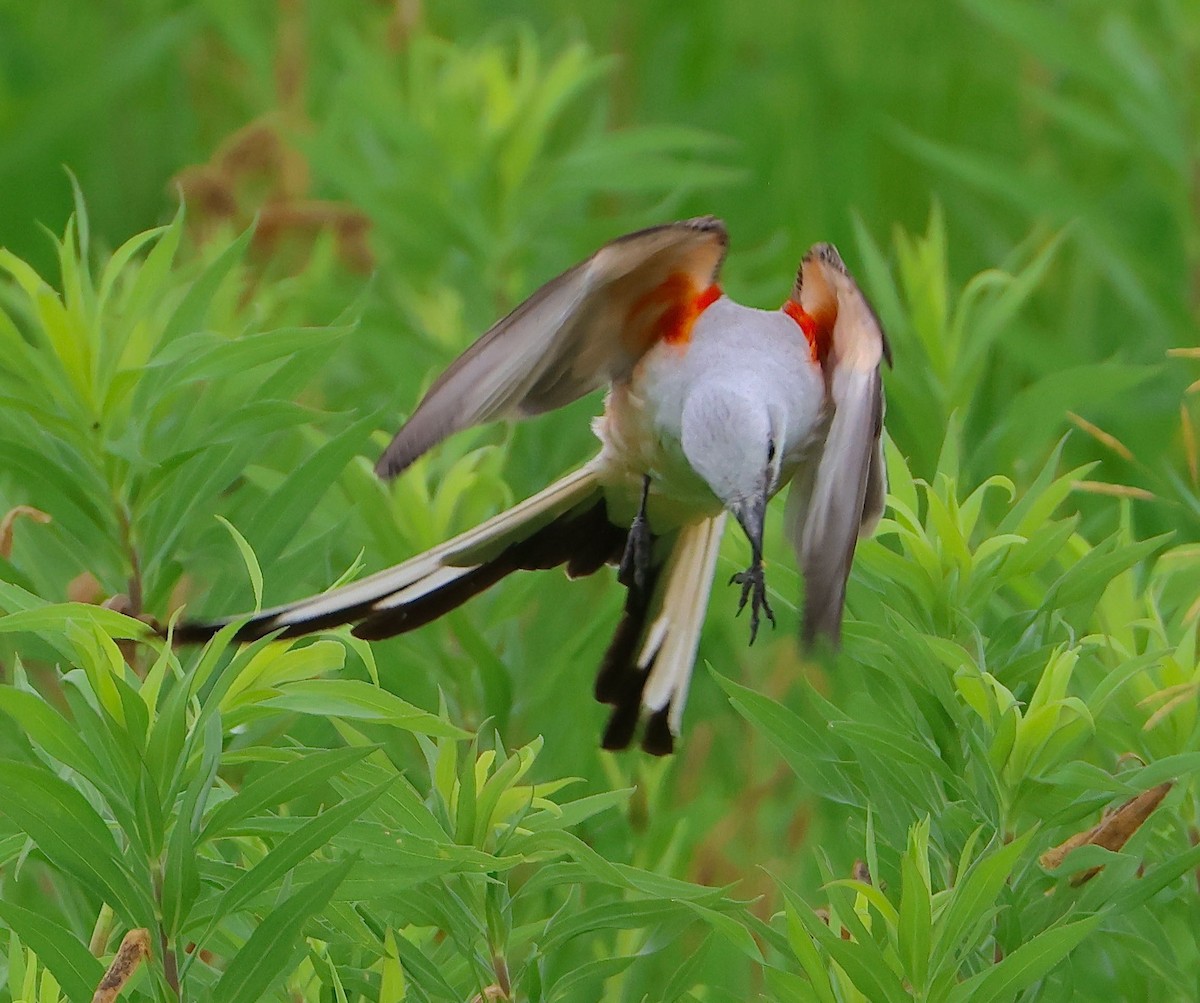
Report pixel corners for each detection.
[730,547,775,645]
[618,474,653,594]
[730,491,776,644]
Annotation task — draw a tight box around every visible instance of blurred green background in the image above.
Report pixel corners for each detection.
[1,1,1198,1000]
[3,0,1196,485]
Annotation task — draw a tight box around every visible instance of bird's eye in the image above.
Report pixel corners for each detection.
[767,439,777,462]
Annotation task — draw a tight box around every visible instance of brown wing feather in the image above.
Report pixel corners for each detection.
[787,243,890,647]
[375,216,729,478]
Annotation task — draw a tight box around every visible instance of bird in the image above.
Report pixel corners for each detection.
[174,216,891,754]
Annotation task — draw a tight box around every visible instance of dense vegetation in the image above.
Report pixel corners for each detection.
[0,2,1197,1000]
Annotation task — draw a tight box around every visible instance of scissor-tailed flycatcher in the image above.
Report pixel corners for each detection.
[176,217,891,753]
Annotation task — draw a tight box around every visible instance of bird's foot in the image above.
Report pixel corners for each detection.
[730,559,776,645]
[618,475,653,594]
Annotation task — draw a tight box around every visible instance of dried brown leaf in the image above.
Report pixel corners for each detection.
[1073,480,1155,501]
[1040,782,1173,885]
[92,928,152,1003]
[1067,412,1134,461]
[1181,404,1199,488]
[0,505,52,558]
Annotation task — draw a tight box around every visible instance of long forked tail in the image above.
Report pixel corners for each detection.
[173,462,622,645]
[594,513,727,755]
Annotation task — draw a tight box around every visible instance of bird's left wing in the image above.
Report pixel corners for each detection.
[786,243,891,646]
[376,216,728,478]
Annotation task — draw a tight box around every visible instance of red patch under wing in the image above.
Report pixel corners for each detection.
[784,298,830,365]
[626,273,723,350]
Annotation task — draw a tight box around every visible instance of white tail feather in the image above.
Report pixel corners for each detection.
[241,462,602,635]
[640,513,726,733]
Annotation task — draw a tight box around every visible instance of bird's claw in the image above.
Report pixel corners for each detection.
[730,561,775,645]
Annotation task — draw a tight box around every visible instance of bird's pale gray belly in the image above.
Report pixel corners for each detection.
[591,299,825,531]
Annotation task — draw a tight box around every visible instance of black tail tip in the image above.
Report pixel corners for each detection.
[601,700,641,752]
[600,703,676,756]
[640,708,674,756]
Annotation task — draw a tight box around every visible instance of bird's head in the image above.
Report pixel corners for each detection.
[680,383,782,554]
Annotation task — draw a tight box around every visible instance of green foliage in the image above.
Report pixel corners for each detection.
[0,596,754,1000]
[725,437,1199,1001]
[1,3,1198,1001]
[0,195,355,614]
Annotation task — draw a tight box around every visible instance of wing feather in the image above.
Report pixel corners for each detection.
[787,243,890,647]
[375,216,728,478]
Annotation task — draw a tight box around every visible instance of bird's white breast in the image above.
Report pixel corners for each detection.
[595,297,827,528]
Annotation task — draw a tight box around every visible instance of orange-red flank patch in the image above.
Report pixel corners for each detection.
[784,298,832,365]
[626,272,722,351]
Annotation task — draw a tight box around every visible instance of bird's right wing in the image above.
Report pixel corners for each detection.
[786,243,891,647]
[376,217,729,478]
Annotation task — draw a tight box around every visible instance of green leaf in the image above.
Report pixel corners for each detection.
[781,882,909,1003]
[899,818,933,993]
[686,902,763,962]
[0,902,105,1003]
[0,441,121,565]
[332,762,448,843]
[216,515,264,611]
[1111,841,1200,914]
[783,903,838,1003]
[520,788,630,832]
[0,602,150,641]
[378,929,407,1003]
[209,856,356,1003]
[1044,533,1170,610]
[242,415,377,566]
[261,679,469,737]
[932,831,1034,977]
[545,955,637,1002]
[157,325,345,387]
[160,224,253,344]
[0,687,107,787]
[454,735,479,846]
[711,669,860,804]
[161,811,200,938]
[145,670,191,801]
[95,223,172,379]
[221,640,346,711]
[0,760,153,923]
[539,896,688,949]
[201,745,374,840]
[211,784,391,926]
[764,966,825,1003]
[947,916,1101,1003]
[656,928,715,1000]
[472,738,539,845]
[387,929,457,999]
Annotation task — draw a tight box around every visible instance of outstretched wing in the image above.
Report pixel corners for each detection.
[786,243,891,647]
[376,216,729,478]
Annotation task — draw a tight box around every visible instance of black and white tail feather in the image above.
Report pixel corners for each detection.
[175,462,726,755]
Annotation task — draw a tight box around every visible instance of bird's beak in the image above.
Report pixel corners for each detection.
[732,489,767,562]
